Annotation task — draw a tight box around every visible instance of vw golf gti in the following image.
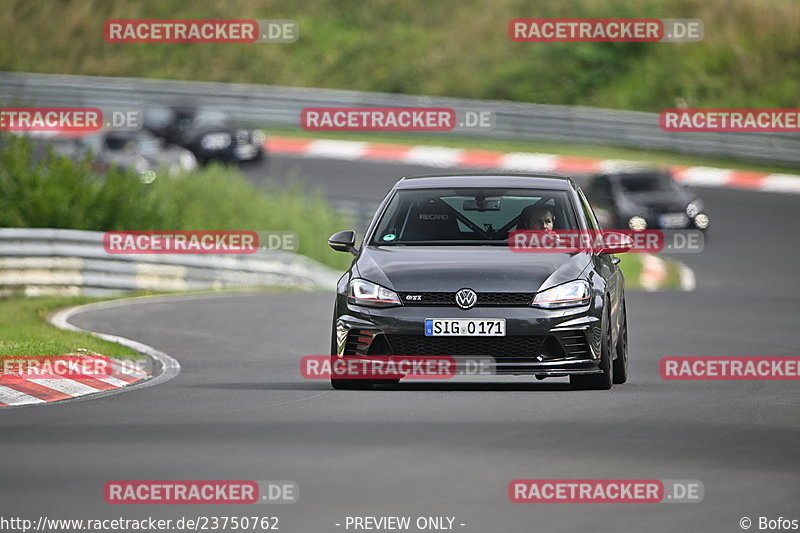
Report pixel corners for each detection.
[328,174,630,390]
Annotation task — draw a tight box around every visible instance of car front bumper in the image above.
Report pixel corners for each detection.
[334,299,605,377]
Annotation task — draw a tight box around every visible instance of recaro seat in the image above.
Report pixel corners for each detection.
[401,197,461,241]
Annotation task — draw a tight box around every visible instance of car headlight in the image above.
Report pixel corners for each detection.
[628,216,647,230]
[348,279,401,308]
[532,280,591,309]
[138,170,157,184]
[179,150,197,171]
[133,155,150,174]
[200,133,232,151]
[251,130,266,145]
[694,213,710,229]
[686,199,703,218]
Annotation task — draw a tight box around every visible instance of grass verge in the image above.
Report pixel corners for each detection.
[0,296,140,358]
[2,0,798,113]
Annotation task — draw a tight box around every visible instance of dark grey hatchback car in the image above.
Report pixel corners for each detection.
[328,174,630,390]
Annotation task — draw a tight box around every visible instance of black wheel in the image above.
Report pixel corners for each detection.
[570,308,613,390]
[612,302,629,384]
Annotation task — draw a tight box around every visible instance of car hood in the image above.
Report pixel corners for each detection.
[104,149,184,167]
[354,246,591,293]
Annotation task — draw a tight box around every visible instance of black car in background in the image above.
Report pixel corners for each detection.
[143,105,265,164]
[327,174,630,391]
[587,167,710,231]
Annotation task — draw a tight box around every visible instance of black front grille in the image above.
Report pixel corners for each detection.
[398,292,534,307]
[385,335,545,357]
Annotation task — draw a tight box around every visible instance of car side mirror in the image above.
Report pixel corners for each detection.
[328,230,358,255]
[597,232,634,254]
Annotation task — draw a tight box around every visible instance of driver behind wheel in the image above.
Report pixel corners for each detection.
[518,204,555,231]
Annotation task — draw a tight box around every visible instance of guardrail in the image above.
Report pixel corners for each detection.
[2,71,798,165]
[0,228,341,296]
[330,198,380,232]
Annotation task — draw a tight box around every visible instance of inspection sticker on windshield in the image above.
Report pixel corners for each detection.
[425,319,506,336]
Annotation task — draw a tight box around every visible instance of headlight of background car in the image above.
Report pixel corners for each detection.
[251,130,266,145]
[133,156,157,184]
[179,150,198,171]
[686,199,704,218]
[532,280,591,309]
[200,133,232,151]
[628,216,647,230]
[348,279,401,308]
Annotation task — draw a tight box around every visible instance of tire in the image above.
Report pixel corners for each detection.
[612,302,629,384]
[570,308,613,390]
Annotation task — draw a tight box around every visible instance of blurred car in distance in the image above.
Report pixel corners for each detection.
[76,130,198,182]
[586,168,709,231]
[143,105,265,165]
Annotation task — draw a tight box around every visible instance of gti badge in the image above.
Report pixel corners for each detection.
[455,288,477,310]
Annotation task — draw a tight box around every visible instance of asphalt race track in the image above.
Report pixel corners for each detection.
[1,155,799,533]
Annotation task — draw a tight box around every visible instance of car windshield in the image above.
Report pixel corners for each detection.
[103,134,134,151]
[618,173,680,193]
[193,109,230,127]
[103,132,160,155]
[370,187,578,245]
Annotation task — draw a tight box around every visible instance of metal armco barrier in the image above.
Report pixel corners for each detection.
[1,71,798,165]
[0,228,341,296]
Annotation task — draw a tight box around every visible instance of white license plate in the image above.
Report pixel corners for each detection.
[235,145,258,159]
[659,213,688,228]
[424,319,506,336]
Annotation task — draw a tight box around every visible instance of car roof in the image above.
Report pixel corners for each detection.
[393,173,577,191]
